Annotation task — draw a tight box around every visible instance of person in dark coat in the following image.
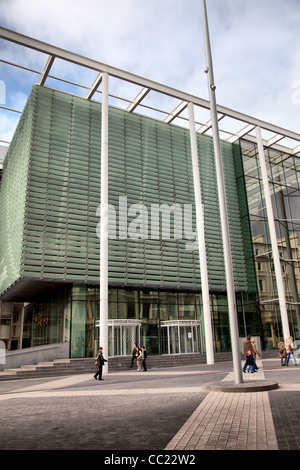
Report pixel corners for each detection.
[130,344,138,368]
[244,350,255,373]
[94,347,107,381]
[141,345,147,372]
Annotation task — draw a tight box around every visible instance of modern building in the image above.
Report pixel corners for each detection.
[0,28,299,366]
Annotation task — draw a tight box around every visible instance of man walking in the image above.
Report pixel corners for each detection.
[94,346,107,381]
[242,336,253,373]
[141,345,147,372]
[130,344,138,368]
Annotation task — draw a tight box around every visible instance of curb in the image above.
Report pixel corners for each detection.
[202,380,279,393]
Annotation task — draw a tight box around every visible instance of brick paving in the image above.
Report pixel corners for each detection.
[165,389,277,450]
[268,391,300,450]
[165,358,279,451]
[0,358,299,452]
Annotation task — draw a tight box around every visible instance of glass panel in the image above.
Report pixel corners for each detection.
[71,300,86,358]
[240,139,300,348]
[139,290,159,302]
[108,301,117,319]
[161,321,201,355]
[179,326,193,353]
[140,290,159,321]
[118,289,139,303]
[160,327,168,354]
[107,322,141,356]
[159,291,178,304]
[169,326,179,354]
[178,293,196,319]
[108,326,113,357]
[113,326,121,356]
[122,326,135,356]
[159,292,178,321]
[140,302,158,320]
[193,326,200,353]
[118,302,139,319]
[21,289,69,350]
[108,289,117,302]
[72,285,87,301]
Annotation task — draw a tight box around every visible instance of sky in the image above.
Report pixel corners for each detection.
[0,0,300,144]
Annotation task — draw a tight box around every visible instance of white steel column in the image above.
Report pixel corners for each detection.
[188,101,214,364]
[202,0,242,383]
[255,126,290,341]
[99,72,109,373]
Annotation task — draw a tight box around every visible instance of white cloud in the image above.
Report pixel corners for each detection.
[0,0,300,135]
[0,111,20,142]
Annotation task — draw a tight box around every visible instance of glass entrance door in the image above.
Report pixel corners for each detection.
[96,319,141,356]
[160,320,202,355]
[108,320,141,357]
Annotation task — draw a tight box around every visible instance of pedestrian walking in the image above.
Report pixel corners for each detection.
[136,347,142,371]
[277,337,287,366]
[94,346,107,380]
[285,337,298,366]
[243,336,253,355]
[242,336,253,373]
[244,350,256,373]
[141,345,147,371]
[130,344,138,368]
[251,339,260,370]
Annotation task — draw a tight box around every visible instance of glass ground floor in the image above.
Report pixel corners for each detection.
[18,284,263,358]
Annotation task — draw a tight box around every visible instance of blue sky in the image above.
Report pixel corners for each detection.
[1,0,300,143]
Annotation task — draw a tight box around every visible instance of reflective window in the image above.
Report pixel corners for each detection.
[240,140,300,347]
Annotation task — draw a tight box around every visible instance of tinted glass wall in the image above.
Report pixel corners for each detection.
[70,285,260,358]
[240,139,300,347]
[0,85,261,357]
[0,85,251,295]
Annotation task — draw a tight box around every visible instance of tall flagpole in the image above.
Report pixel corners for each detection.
[201,0,242,384]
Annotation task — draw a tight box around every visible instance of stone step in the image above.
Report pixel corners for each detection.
[20,365,39,370]
[35,362,55,367]
[0,350,278,381]
[0,352,235,381]
[53,359,71,363]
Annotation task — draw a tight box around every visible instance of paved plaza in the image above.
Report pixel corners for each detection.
[0,357,299,455]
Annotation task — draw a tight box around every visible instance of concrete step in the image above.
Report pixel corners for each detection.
[0,350,278,381]
[0,352,235,381]
[53,359,71,364]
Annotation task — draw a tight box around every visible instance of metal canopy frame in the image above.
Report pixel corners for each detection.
[1,26,300,156]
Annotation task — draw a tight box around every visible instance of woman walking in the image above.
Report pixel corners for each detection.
[136,347,142,371]
[277,337,287,366]
[285,337,298,366]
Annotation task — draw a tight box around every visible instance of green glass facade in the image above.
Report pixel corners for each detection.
[0,85,261,357]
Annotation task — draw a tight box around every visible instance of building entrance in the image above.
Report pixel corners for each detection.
[107,319,141,357]
[160,320,202,355]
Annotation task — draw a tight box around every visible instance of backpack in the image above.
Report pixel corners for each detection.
[144,350,147,359]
